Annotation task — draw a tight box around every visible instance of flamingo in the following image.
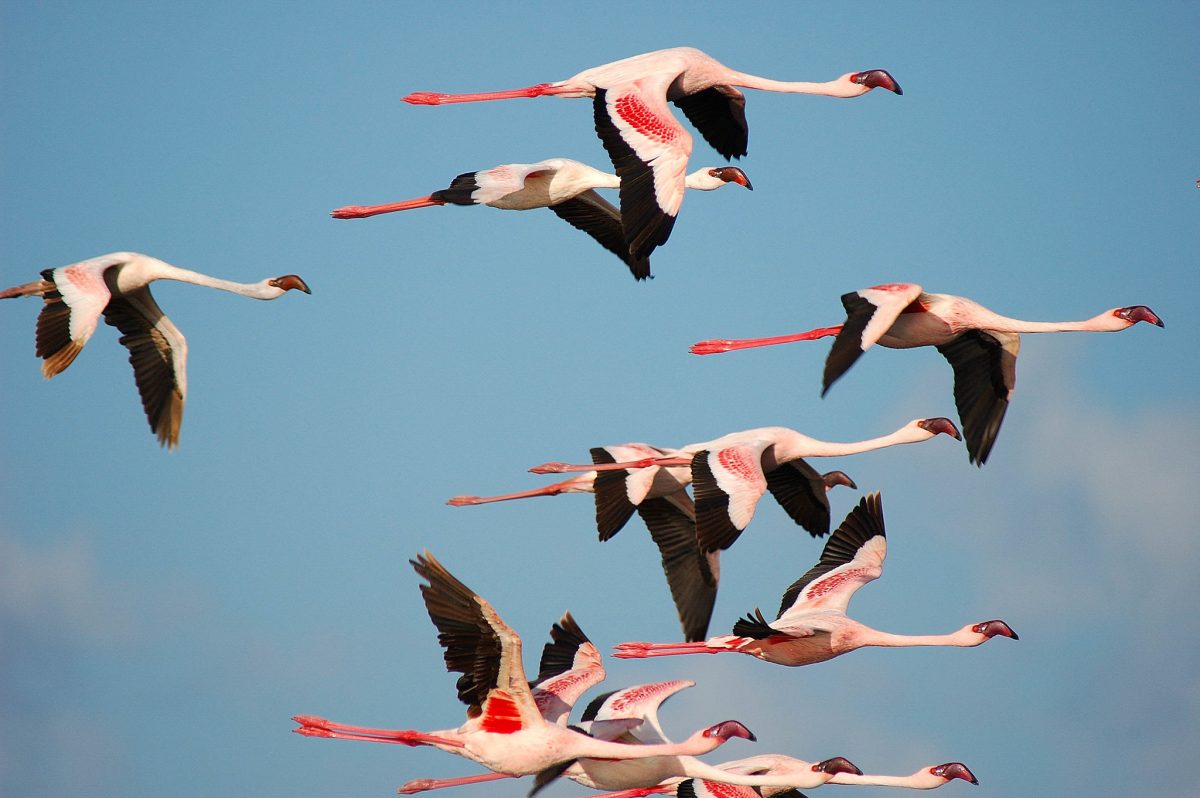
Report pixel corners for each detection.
[581,755,978,798]
[529,418,961,557]
[403,48,901,261]
[400,681,859,796]
[292,552,756,780]
[689,282,1164,464]
[0,251,311,448]
[331,158,752,280]
[614,494,1018,667]
[449,464,857,642]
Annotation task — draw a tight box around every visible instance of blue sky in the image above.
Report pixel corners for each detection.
[1,2,1197,796]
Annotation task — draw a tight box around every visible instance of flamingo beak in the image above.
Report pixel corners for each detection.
[852,69,903,95]
[706,720,756,742]
[931,763,979,785]
[815,757,862,776]
[1115,305,1164,327]
[271,275,312,294]
[716,167,753,190]
[972,619,1018,640]
[822,471,858,491]
[918,417,962,440]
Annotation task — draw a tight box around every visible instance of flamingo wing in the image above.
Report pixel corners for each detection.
[593,82,694,261]
[591,447,640,541]
[550,191,652,280]
[691,440,772,553]
[101,288,188,449]
[37,256,124,377]
[936,330,1018,466]
[823,283,924,395]
[678,777,759,798]
[580,680,696,744]
[671,85,749,159]
[531,612,606,726]
[763,457,834,538]
[411,552,542,732]
[774,494,886,618]
[635,492,719,642]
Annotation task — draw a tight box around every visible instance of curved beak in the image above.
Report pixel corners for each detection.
[822,471,858,491]
[973,619,1018,640]
[271,275,312,294]
[853,69,903,95]
[706,720,756,742]
[717,166,753,190]
[918,417,962,440]
[1116,305,1164,327]
[815,757,862,777]
[931,762,978,785]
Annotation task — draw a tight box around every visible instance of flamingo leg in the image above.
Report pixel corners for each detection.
[398,773,515,794]
[291,716,463,748]
[403,83,566,105]
[331,196,445,219]
[530,457,691,475]
[574,788,673,798]
[689,325,844,355]
[611,642,723,659]
[447,476,590,506]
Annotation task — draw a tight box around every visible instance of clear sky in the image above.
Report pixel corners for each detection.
[1,2,1197,796]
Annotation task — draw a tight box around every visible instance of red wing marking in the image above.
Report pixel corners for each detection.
[605,681,684,715]
[717,448,759,483]
[614,93,678,144]
[479,690,526,734]
[63,263,106,294]
[805,567,871,600]
[703,781,754,798]
[868,283,912,293]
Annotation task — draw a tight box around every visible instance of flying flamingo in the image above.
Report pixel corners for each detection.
[530,418,960,557]
[449,464,857,642]
[331,158,752,280]
[292,552,756,779]
[614,494,1018,667]
[690,282,1164,464]
[400,681,859,796]
[403,48,901,261]
[582,755,978,798]
[0,251,311,448]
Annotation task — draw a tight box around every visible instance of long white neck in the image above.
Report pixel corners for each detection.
[829,769,946,789]
[969,306,1127,334]
[678,759,830,789]
[142,261,280,299]
[724,70,863,98]
[857,626,980,649]
[771,423,931,462]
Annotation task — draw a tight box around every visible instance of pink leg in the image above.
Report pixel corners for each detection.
[447,475,592,506]
[576,788,673,798]
[689,325,843,355]
[331,196,445,219]
[291,716,463,748]
[404,83,565,105]
[530,456,691,475]
[398,773,514,794]
[611,642,723,659]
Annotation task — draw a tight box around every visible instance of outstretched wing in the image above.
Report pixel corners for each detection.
[775,494,886,618]
[580,679,696,744]
[636,492,718,642]
[824,283,924,395]
[594,83,693,262]
[671,86,749,160]
[550,191,651,280]
[531,612,606,726]
[411,551,542,732]
[936,329,1018,466]
[764,457,834,538]
[37,254,128,377]
[102,287,187,448]
[692,440,772,553]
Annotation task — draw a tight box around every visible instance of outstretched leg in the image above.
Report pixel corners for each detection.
[291,715,464,748]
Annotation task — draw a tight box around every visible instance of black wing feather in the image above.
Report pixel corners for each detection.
[636,496,717,642]
[936,330,1013,466]
[823,291,877,395]
[550,194,651,280]
[764,457,832,537]
[591,447,638,542]
[690,451,743,553]
[671,87,748,159]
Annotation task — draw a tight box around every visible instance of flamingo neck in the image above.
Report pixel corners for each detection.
[971,308,1126,334]
[772,424,925,462]
[724,72,861,98]
[144,264,278,299]
[856,627,978,648]
[830,771,937,788]
[679,760,830,789]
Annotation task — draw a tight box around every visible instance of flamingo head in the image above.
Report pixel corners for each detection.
[915,417,962,440]
[848,69,903,95]
[930,762,979,785]
[971,619,1019,641]
[821,470,858,491]
[814,756,862,777]
[686,166,753,191]
[1112,305,1164,328]
[702,720,756,743]
[268,275,312,295]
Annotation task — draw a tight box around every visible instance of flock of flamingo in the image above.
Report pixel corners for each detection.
[4,45,1163,796]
